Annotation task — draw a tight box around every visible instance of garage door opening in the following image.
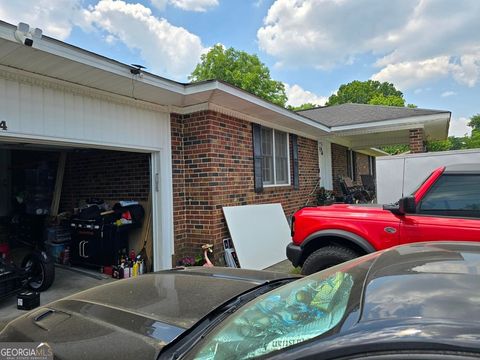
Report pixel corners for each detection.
[0,144,155,281]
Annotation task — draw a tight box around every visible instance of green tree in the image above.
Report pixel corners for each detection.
[189,44,287,106]
[287,103,318,111]
[326,80,404,106]
[368,94,405,107]
[426,113,480,151]
[468,114,480,131]
[381,144,409,155]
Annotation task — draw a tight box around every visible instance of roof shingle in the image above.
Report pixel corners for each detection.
[298,103,450,127]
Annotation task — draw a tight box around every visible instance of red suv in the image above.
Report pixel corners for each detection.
[288,164,480,274]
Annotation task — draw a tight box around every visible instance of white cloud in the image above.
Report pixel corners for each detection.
[284,83,327,107]
[372,52,480,90]
[441,91,456,98]
[150,0,168,11]
[371,56,451,90]
[0,0,85,40]
[150,0,218,12]
[449,117,472,137]
[258,0,417,70]
[258,0,480,89]
[83,0,206,79]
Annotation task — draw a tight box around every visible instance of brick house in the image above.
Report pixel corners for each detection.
[0,21,451,268]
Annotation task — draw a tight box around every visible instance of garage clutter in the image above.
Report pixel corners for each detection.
[69,199,145,278]
[0,148,151,283]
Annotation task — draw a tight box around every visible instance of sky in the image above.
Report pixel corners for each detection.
[0,0,479,136]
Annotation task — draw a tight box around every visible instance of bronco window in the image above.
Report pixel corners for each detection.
[191,269,355,359]
[419,174,480,217]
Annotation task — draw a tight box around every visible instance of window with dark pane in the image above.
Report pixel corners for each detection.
[261,127,274,185]
[419,174,480,217]
[275,130,288,184]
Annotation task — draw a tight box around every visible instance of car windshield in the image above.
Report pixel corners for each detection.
[189,259,372,360]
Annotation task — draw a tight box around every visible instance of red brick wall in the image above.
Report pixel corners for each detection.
[409,128,426,153]
[60,150,150,212]
[171,110,319,264]
[171,113,188,257]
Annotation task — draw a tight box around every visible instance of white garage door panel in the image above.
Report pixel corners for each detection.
[0,76,169,151]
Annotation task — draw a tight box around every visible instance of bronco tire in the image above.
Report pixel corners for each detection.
[301,245,358,275]
[21,250,55,291]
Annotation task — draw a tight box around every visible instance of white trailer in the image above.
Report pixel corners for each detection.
[376,149,480,204]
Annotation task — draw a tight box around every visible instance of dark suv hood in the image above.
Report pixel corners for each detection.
[0,267,295,360]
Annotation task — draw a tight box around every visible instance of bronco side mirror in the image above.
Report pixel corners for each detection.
[399,196,417,214]
[383,196,416,215]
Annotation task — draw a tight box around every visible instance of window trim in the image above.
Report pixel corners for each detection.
[261,128,291,187]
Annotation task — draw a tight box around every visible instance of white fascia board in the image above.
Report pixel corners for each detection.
[0,21,186,95]
[330,113,451,133]
[34,39,186,94]
[214,81,330,132]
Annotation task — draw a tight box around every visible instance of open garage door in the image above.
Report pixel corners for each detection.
[0,142,158,276]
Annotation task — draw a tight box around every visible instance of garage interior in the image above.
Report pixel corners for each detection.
[0,143,154,283]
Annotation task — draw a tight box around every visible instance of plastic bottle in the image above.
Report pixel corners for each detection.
[132,261,139,277]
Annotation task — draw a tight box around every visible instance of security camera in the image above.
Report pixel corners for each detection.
[14,30,33,46]
[14,22,42,47]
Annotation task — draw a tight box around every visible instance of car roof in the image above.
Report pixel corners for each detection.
[360,242,480,325]
[444,163,480,173]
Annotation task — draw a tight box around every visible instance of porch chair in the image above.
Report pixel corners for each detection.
[339,176,371,204]
[360,174,376,202]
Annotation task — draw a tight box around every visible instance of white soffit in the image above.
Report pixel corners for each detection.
[223,204,291,270]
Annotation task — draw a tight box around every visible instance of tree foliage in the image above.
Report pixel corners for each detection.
[287,103,318,111]
[380,144,409,155]
[189,44,287,106]
[326,80,404,106]
[368,94,405,107]
[426,114,480,151]
[468,114,480,131]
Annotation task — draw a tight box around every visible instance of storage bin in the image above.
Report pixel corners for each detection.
[45,241,67,264]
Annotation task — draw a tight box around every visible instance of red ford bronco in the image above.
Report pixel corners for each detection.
[288,164,480,274]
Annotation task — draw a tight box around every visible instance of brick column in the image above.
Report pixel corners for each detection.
[409,128,426,153]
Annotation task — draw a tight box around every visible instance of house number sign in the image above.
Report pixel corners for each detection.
[0,121,7,131]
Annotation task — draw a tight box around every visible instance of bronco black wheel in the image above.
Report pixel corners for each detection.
[301,246,358,275]
[21,250,55,291]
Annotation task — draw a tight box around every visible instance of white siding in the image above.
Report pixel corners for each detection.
[0,76,169,151]
[0,73,174,270]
